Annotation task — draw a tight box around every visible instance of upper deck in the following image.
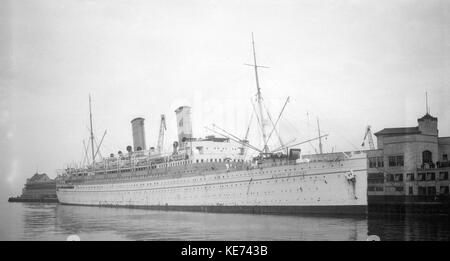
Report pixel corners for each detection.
[57,136,246,180]
[57,143,367,186]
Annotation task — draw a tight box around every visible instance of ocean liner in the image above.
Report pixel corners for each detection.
[56,36,368,215]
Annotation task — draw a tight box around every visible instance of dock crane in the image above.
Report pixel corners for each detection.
[361,125,375,150]
[157,114,166,154]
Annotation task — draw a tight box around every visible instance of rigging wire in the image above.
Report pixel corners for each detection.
[263,97,290,149]
[282,115,319,153]
[262,101,282,148]
[303,111,361,152]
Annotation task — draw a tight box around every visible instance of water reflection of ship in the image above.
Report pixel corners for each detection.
[52,204,369,240]
[21,204,59,240]
[19,204,450,240]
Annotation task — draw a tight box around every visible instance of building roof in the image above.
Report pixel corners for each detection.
[418,113,437,121]
[374,127,421,136]
[438,136,450,143]
[27,173,52,183]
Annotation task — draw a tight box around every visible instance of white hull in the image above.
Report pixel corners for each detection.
[57,155,367,215]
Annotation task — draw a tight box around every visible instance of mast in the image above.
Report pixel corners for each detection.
[250,33,269,153]
[89,94,96,170]
[317,117,323,154]
[157,114,166,154]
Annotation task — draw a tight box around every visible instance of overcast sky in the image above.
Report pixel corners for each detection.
[1,0,449,198]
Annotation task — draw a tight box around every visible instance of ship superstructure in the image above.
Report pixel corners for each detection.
[56,36,368,215]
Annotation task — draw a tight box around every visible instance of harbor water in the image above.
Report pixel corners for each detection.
[0,201,449,241]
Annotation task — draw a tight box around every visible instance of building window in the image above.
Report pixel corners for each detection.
[426,172,435,181]
[388,156,396,167]
[377,157,384,167]
[418,186,427,195]
[418,173,426,181]
[395,186,404,192]
[427,186,436,195]
[408,186,413,195]
[406,173,415,181]
[369,157,384,168]
[422,150,432,164]
[439,171,448,180]
[394,174,403,182]
[368,173,384,184]
[397,156,404,166]
[440,186,449,195]
[388,155,404,167]
[369,157,377,168]
[386,174,395,182]
[443,154,448,161]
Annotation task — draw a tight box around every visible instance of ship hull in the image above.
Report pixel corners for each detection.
[57,155,368,216]
[58,203,366,216]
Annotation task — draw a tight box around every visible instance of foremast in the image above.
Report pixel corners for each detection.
[89,94,96,171]
[249,33,270,153]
